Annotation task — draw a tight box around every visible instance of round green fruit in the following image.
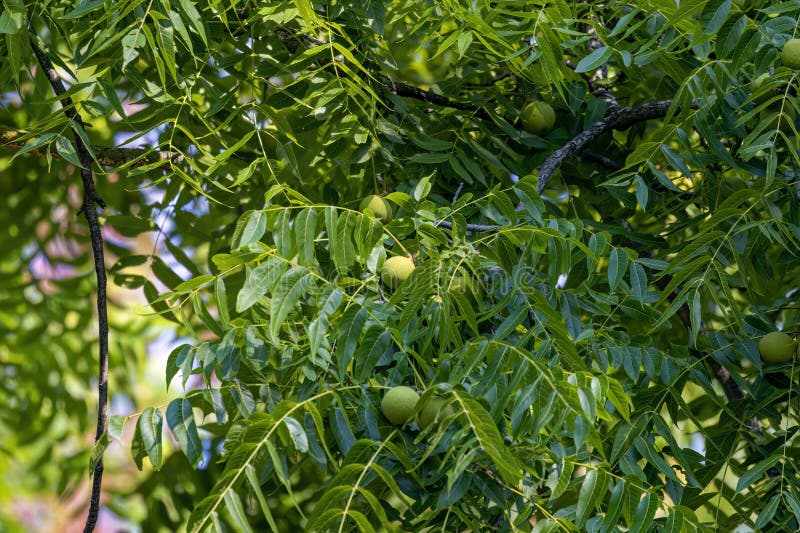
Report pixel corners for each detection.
[360,195,392,224]
[521,101,556,135]
[381,386,420,425]
[381,256,415,289]
[418,397,453,429]
[781,39,800,69]
[758,331,797,364]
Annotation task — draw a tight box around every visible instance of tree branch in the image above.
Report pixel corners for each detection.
[378,76,493,121]
[435,219,501,232]
[433,98,671,232]
[0,124,182,169]
[537,99,701,192]
[273,28,495,122]
[581,149,623,171]
[29,26,110,533]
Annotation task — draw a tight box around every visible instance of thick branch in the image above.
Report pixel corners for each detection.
[0,124,182,169]
[29,28,110,533]
[537,99,701,192]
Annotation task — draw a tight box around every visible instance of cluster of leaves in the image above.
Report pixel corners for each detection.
[133,182,632,530]
[2,0,800,531]
[128,173,799,531]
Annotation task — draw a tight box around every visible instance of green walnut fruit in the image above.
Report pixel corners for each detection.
[418,397,453,429]
[381,386,420,425]
[381,256,416,289]
[521,101,556,135]
[758,331,797,364]
[782,39,800,69]
[360,195,392,224]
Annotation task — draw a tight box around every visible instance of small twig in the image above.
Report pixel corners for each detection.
[584,23,609,88]
[29,26,110,533]
[435,219,501,232]
[0,125,182,169]
[452,182,464,205]
[591,88,619,111]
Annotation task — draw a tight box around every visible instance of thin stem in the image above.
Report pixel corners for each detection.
[29,26,110,533]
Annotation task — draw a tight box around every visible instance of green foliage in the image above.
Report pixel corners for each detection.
[2,0,800,531]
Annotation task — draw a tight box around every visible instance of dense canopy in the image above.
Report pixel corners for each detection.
[1,0,800,531]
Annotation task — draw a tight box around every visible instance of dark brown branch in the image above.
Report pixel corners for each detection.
[581,149,623,171]
[536,114,620,192]
[428,99,690,232]
[0,124,182,169]
[435,219,501,232]
[537,99,701,192]
[29,27,110,533]
[591,88,620,111]
[379,77,493,122]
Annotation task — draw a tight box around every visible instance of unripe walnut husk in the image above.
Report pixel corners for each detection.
[521,101,556,135]
[758,331,797,364]
[381,386,420,425]
[360,195,392,224]
[381,256,415,289]
[782,39,800,69]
